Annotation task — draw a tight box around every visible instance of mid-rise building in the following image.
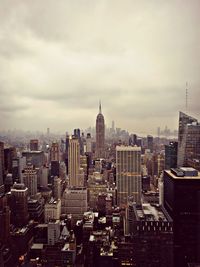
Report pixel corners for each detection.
[48,220,60,245]
[44,198,61,223]
[62,187,87,223]
[116,146,141,206]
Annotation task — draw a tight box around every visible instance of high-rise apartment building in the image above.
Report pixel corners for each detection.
[164,167,200,267]
[68,136,82,187]
[96,102,105,158]
[177,111,200,167]
[22,163,38,197]
[116,146,141,206]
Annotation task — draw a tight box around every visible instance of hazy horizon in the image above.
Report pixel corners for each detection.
[0,0,200,134]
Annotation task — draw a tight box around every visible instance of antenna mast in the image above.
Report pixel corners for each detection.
[186,82,188,113]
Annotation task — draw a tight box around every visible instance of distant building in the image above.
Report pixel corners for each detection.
[165,141,178,169]
[22,150,45,168]
[164,167,200,267]
[147,135,153,152]
[30,139,39,151]
[96,102,105,158]
[22,163,38,197]
[116,146,141,206]
[50,142,59,161]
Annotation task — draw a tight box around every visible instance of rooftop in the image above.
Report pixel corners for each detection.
[166,168,200,180]
[135,203,170,222]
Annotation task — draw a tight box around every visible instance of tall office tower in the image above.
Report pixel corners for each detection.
[4,147,17,173]
[147,135,154,152]
[86,133,92,153]
[95,102,105,158]
[0,142,4,193]
[165,141,178,169]
[22,163,38,197]
[30,139,39,151]
[10,183,29,227]
[65,134,70,174]
[177,111,200,167]
[68,136,82,186]
[116,146,141,206]
[164,167,200,267]
[50,142,59,161]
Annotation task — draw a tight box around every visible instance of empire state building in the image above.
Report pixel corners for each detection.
[96,102,105,158]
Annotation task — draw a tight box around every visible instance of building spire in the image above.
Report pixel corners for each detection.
[99,100,102,114]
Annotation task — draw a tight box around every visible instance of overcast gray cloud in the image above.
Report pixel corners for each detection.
[0,0,200,134]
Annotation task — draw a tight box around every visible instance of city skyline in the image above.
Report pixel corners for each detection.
[0,1,200,134]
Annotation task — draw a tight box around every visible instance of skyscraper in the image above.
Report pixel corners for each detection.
[96,102,105,158]
[177,111,200,167]
[164,167,200,267]
[68,136,82,187]
[116,146,141,206]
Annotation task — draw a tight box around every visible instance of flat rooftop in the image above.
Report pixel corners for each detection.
[165,168,200,180]
[116,145,141,152]
[135,203,168,222]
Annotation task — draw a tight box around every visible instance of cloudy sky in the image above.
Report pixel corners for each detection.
[0,0,199,135]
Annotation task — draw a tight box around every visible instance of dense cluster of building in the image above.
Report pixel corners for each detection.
[0,107,200,267]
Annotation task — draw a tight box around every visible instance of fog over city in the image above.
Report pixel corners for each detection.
[0,0,200,133]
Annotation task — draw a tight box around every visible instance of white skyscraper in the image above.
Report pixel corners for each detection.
[116,146,141,206]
